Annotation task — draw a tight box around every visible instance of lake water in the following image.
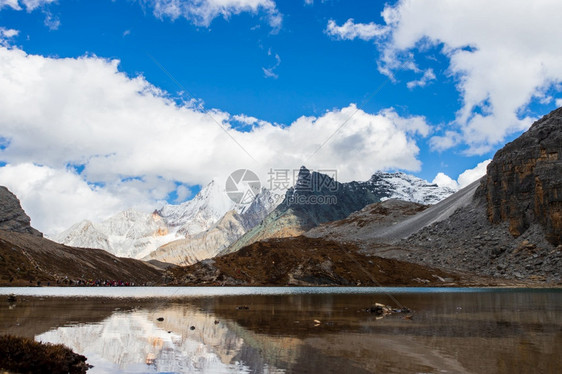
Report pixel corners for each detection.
[1,287,561,373]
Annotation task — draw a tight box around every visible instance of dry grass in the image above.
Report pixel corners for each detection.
[0,335,90,373]
[173,236,457,286]
[0,230,163,286]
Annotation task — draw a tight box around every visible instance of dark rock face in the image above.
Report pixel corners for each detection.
[480,107,562,245]
[280,166,384,227]
[0,186,42,237]
[223,167,386,254]
[225,166,454,255]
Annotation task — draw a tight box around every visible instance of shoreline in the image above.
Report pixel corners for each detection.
[2,277,562,290]
[2,285,562,301]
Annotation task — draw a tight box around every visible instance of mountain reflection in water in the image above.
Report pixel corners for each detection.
[1,289,561,373]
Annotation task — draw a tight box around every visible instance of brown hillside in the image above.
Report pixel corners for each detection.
[171,236,458,287]
[0,230,163,286]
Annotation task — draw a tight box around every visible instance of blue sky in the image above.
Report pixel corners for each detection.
[0,0,561,234]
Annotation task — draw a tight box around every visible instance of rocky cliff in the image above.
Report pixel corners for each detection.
[385,107,562,283]
[0,186,42,237]
[481,106,562,245]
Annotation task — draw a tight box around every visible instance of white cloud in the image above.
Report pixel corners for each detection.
[0,0,55,11]
[379,107,430,137]
[407,68,435,89]
[142,0,282,30]
[0,27,17,38]
[457,159,490,188]
[0,0,21,10]
[0,164,132,236]
[556,98,562,108]
[1,1,59,30]
[433,159,491,190]
[232,114,258,125]
[304,0,313,5]
[0,27,18,46]
[429,130,462,152]
[0,46,430,233]
[331,0,562,154]
[174,184,192,203]
[262,50,280,78]
[232,114,270,127]
[326,19,387,41]
[43,11,60,30]
[432,172,458,190]
[20,0,55,11]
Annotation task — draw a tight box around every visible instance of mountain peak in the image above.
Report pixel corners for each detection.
[0,186,42,237]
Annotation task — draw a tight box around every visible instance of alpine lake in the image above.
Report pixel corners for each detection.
[1,287,560,373]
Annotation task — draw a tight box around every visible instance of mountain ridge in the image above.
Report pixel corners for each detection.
[143,187,278,265]
[223,167,456,255]
[53,178,248,259]
[54,169,454,265]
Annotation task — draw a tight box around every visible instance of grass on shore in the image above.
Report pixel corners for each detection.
[0,334,90,373]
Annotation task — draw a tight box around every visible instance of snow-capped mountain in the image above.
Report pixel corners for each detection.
[144,188,277,265]
[54,170,454,263]
[55,220,111,251]
[158,179,239,237]
[54,208,176,259]
[224,167,457,255]
[53,179,273,259]
[366,171,456,204]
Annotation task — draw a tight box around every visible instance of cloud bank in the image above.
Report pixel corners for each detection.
[433,159,491,190]
[327,0,562,154]
[0,45,429,234]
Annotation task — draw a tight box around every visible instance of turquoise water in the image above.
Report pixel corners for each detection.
[1,288,561,373]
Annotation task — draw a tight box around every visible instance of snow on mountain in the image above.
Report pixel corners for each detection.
[223,168,457,255]
[158,179,238,237]
[54,171,453,262]
[53,179,264,259]
[54,208,175,259]
[144,187,278,265]
[367,171,456,205]
[144,210,248,265]
[54,220,111,251]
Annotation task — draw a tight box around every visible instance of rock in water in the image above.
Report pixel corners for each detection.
[481,107,562,245]
[0,186,42,237]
